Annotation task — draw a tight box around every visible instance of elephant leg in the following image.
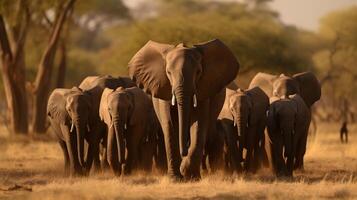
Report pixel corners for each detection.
[65,129,83,176]
[274,139,286,177]
[206,128,224,173]
[59,140,70,176]
[180,100,209,180]
[107,126,121,176]
[154,128,167,174]
[124,126,142,175]
[100,136,110,170]
[153,98,182,180]
[294,133,307,170]
[244,128,256,173]
[221,122,242,174]
[85,125,102,174]
[258,126,269,168]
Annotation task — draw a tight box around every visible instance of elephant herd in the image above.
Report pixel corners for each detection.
[47,39,321,181]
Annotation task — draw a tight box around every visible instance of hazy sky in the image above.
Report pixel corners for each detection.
[269,0,357,31]
[124,0,357,31]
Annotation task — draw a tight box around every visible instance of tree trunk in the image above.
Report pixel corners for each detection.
[31,0,76,133]
[0,15,28,134]
[56,41,67,88]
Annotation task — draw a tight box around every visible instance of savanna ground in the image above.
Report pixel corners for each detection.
[0,123,356,200]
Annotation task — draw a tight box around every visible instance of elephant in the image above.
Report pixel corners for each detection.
[128,39,239,180]
[266,94,310,177]
[248,72,321,169]
[248,72,321,108]
[218,83,269,174]
[99,86,157,175]
[47,87,91,176]
[75,75,136,173]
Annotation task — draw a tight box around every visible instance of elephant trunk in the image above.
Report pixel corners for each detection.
[74,119,85,167]
[113,119,125,164]
[235,117,247,148]
[175,88,191,157]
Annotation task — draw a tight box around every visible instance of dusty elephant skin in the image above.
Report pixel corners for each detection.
[266,94,311,177]
[248,72,321,170]
[218,84,269,174]
[99,86,159,176]
[128,39,239,180]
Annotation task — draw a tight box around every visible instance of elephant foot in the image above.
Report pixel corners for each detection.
[167,173,184,183]
[180,157,201,181]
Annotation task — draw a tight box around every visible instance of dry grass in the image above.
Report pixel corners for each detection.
[0,123,356,199]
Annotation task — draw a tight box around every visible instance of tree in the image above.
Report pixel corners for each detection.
[0,0,76,134]
[0,0,30,134]
[314,6,357,122]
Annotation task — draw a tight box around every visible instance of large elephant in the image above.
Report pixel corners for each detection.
[77,75,136,173]
[128,39,239,180]
[47,87,91,176]
[218,84,269,174]
[99,86,156,175]
[266,94,310,177]
[249,72,321,169]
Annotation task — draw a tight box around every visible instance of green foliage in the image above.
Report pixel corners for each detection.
[99,1,314,77]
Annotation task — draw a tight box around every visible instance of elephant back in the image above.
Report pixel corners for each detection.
[248,72,278,97]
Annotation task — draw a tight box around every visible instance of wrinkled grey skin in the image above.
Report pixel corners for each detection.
[218,84,269,174]
[266,95,310,177]
[249,72,321,170]
[47,87,91,176]
[99,87,158,176]
[77,75,136,174]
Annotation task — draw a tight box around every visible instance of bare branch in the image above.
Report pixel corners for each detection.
[0,15,13,61]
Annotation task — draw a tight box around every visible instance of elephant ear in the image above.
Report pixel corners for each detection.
[47,89,69,124]
[99,88,114,126]
[194,39,240,100]
[292,72,321,107]
[128,41,175,100]
[248,72,278,97]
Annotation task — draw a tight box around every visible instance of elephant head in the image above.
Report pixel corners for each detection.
[129,39,239,157]
[100,87,134,164]
[47,87,91,168]
[273,72,321,107]
[272,74,300,99]
[228,89,252,148]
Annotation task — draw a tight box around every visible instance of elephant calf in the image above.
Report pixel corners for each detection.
[266,94,310,177]
[47,87,92,176]
[218,85,269,174]
[99,86,157,176]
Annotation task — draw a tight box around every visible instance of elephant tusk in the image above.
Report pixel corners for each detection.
[70,123,74,133]
[87,124,91,132]
[233,120,236,127]
[124,123,127,130]
[171,94,176,106]
[193,94,197,108]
